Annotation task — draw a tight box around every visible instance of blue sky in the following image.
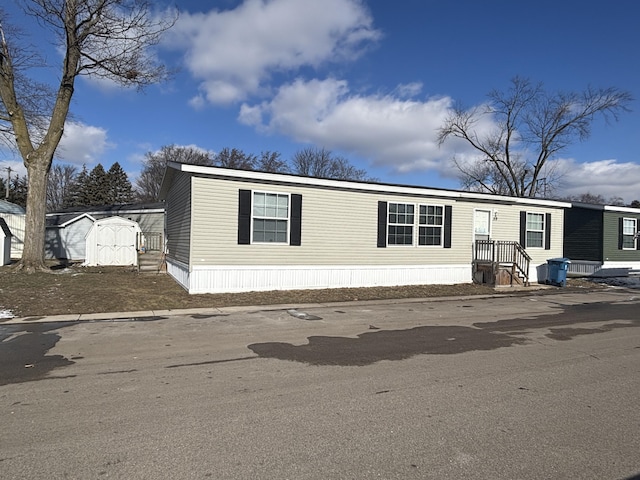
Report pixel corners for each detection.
[2,0,639,202]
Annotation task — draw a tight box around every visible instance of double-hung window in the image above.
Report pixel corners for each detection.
[252,192,289,243]
[526,212,545,248]
[622,218,637,249]
[388,203,414,245]
[419,205,443,246]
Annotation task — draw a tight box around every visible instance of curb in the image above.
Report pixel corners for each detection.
[0,284,596,326]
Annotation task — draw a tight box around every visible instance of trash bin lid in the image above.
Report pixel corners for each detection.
[547,257,571,263]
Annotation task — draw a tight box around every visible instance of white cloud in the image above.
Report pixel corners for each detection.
[239,77,471,175]
[167,0,381,105]
[553,158,640,203]
[56,122,112,165]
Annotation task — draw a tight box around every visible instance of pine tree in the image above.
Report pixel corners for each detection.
[86,164,110,206]
[107,162,134,204]
[8,175,28,208]
[63,164,90,208]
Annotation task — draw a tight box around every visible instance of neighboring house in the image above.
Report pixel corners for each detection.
[45,213,96,260]
[47,202,165,253]
[564,203,640,276]
[159,163,569,294]
[0,200,25,259]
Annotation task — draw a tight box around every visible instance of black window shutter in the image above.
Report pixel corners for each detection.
[519,211,527,247]
[545,213,552,250]
[238,189,251,245]
[618,217,624,250]
[636,219,640,250]
[377,201,387,248]
[443,205,452,248]
[290,194,302,246]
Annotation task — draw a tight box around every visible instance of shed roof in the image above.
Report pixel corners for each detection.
[0,200,25,215]
[46,213,96,228]
[49,202,164,216]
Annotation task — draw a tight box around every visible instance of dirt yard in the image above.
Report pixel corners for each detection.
[0,262,598,318]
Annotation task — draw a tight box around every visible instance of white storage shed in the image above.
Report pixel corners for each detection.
[84,216,141,266]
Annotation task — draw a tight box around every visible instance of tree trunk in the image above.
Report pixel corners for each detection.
[16,156,51,272]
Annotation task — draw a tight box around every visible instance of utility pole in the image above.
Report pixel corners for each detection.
[4,166,11,200]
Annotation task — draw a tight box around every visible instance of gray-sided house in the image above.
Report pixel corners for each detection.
[159,163,569,294]
[0,200,25,259]
[564,203,640,276]
[45,213,96,260]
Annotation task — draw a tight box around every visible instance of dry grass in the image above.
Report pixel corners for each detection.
[0,261,599,318]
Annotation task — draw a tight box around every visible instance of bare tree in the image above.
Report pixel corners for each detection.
[438,77,633,198]
[213,147,257,170]
[291,146,375,181]
[291,147,334,177]
[136,144,213,202]
[46,163,77,211]
[0,1,176,271]
[561,192,627,206]
[256,150,289,174]
[327,156,374,181]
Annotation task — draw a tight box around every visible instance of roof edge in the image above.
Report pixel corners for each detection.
[165,162,571,208]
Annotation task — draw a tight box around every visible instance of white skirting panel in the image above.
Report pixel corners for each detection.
[602,261,640,270]
[166,262,472,294]
[166,259,191,292]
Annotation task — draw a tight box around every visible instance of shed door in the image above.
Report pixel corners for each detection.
[474,210,491,241]
[96,223,137,265]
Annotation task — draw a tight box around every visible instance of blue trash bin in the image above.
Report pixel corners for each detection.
[547,258,571,287]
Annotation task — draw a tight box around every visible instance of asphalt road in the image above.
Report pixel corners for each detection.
[1,289,639,479]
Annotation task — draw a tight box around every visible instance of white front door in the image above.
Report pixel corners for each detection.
[474,209,491,241]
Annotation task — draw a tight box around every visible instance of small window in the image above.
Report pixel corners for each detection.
[388,203,414,245]
[252,192,289,243]
[622,218,637,249]
[526,212,545,248]
[419,205,443,246]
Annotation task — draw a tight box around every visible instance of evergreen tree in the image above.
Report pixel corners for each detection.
[63,164,90,208]
[86,164,110,206]
[7,175,28,208]
[107,162,134,204]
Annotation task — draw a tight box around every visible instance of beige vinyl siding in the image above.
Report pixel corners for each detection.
[165,171,192,265]
[190,177,462,266]
[189,177,565,267]
[487,206,565,265]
